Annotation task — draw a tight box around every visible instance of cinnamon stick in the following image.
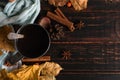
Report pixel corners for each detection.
[47,11,75,32]
[22,56,51,62]
[54,8,69,21]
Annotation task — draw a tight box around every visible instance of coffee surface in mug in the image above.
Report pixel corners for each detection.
[16,24,50,58]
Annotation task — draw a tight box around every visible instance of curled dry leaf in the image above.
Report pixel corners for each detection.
[70,0,88,11]
[41,62,63,76]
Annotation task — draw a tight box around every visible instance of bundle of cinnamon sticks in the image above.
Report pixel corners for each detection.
[47,8,75,32]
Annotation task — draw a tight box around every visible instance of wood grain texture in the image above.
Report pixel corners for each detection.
[37,0,120,80]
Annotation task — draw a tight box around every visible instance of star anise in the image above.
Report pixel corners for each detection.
[62,50,72,60]
[75,21,85,30]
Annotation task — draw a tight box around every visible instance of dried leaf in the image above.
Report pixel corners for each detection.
[70,0,88,11]
[41,62,63,76]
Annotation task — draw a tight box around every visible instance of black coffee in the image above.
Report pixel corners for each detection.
[16,24,50,58]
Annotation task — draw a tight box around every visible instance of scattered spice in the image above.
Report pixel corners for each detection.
[48,24,65,40]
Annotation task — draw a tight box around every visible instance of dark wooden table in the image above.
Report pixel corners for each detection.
[33,0,120,80]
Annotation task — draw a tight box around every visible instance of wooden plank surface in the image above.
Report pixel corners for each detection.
[38,0,120,80]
